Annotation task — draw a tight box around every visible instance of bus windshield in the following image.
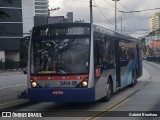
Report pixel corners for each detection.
[30,33,90,75]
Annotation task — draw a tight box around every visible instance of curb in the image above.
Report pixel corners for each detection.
[1,69,23,72]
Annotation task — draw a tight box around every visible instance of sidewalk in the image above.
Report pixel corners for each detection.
[0,69,24,76]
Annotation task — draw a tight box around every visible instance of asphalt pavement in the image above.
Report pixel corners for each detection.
[0,70,27,110]
[0,69,23,76]
[0,61,159,114]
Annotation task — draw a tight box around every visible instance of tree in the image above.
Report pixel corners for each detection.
[0,0,13,18]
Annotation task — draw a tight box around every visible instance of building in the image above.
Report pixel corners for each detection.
[34,0,49,16]
[66,12,73,23]
[22,0,34,36]
[0,0,72,69]
[34,0,49,27]
[150,12,160,32]
[0,0,23,69]
[0,0,34,69]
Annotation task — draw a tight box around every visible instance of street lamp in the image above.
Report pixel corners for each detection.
[112,0,120,31]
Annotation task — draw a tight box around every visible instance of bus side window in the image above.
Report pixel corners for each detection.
[98,41,105,65]
[128,42,136,59]
[119,41,129,60]
[129,49,135,59]
[119,41,129,66]
[94,40,104,66]
[104,37,115,69]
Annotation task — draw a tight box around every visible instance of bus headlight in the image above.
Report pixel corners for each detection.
[82,81,88,87]
[31,82,37,88]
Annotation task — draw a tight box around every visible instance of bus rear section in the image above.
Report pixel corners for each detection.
[27,23,96,102]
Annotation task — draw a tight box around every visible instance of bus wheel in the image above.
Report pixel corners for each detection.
[102,79,112,102]
[130,70,137,87]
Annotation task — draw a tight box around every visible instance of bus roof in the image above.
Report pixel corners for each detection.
[32,23,90,30]
[32,23,140,43]
[93,24,140,42]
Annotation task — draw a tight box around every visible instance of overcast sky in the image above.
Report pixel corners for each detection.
[49,0,160,36]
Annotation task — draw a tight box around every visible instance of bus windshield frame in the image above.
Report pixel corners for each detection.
[30,23,91,76]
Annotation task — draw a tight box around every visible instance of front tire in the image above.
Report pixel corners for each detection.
[102,78,112,102]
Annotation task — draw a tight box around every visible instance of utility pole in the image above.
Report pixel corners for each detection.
[120,17,122,33]
[90,0,93,24]
[48,7,60,16]
[112,0,120,31]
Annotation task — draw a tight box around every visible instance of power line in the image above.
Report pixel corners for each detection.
[96,6,115,11]
[93,0,114,27]
[117,2,135,33]
[118,2,130,12]
[121,12,133,33]
[117,4,160,33]
[103,0,119,10]
[103,0,115,8]
[102,0,132,31]
[140,8,160,12]
[118,8,160,13]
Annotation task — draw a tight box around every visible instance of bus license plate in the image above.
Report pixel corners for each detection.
[59,81,77,86]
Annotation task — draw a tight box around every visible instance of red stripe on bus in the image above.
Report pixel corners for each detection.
[31,75,88,80]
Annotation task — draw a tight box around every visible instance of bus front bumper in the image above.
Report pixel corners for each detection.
[28,88,95,102]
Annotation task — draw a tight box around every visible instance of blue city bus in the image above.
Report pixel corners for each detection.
[27,23,142,102]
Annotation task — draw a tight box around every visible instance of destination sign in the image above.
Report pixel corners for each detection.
[36,27,90,37]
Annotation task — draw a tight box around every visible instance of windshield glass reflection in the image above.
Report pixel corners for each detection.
[31,38,90,75]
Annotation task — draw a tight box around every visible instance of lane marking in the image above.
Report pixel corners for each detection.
[0,84,27,90]
[86,98,129,120]
[0,99,29,110]
[86,90,139,120]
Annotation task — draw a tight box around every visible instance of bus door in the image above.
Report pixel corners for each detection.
[119,41,130,88]
[115,40,121,89]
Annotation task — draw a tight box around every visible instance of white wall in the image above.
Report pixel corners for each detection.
[0,51,5,62]
[22,0,34,37]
